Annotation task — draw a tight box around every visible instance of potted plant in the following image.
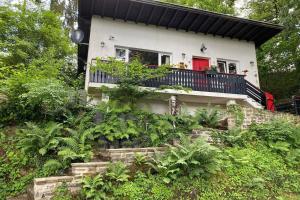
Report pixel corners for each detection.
[206,65,218,75]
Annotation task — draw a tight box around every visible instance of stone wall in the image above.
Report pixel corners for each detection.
[71,162,109,176]
[99,147,167,163]
[228,106,300,129]
[32,147,166,200]
[33,176,81,200]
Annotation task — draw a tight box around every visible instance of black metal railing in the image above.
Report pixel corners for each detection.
[245,80,266,106]
[89,68,268,106]
[276,96,300,115]
[90,68,247,95]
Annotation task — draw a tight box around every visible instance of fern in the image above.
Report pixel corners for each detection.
[43,159,63,175]
[195,107,221,128]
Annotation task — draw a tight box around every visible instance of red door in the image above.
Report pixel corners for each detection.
[193,58,209,71]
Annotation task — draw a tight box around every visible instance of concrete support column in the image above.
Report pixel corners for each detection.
[169,95,178,115]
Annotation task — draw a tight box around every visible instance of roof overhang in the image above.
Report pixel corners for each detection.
[78,0,283,72]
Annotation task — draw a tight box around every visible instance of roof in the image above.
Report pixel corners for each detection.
[78,0,283,72]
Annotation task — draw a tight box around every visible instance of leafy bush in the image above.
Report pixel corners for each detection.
[105,161,130,184]
[114,173,173,200]
[0,132,39,199]
[0,76,84,124]
[195,107,222,128]
[17,122,63,161]
[250,120,300,166]
[16,122,93,175]
[51,182,73,200]
[92,58,170,85]
[150,135,221,183]
[20,78,78,120]
[81,174,108,200]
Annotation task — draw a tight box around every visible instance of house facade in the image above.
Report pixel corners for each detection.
[78,0,283,114]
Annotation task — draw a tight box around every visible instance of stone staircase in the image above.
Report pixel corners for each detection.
[29,147,167,200]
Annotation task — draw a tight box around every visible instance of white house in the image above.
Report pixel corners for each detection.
[78,0,283,114]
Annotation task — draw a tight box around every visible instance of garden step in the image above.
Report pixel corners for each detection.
[31,175,82,200]
[97,147,167,163]
[71,161,110,176]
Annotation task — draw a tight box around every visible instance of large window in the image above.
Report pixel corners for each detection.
[115,47,171,66]
[217,60,238,74]
[129,49,158,66]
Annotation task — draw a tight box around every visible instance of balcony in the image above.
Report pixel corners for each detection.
[89,68,266,107]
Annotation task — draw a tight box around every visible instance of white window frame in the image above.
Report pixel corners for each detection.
[115,46,172,65]
[217,59,239,74]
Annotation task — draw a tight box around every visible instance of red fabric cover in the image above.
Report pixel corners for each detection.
[192,58,209,71]
[265,92,275,112]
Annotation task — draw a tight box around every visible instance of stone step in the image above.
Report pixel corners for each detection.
[32,176,82,200]
[98,147,167,163]
[71,161,109,176]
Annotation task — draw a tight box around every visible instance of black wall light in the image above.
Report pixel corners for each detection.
[200,43,207,53]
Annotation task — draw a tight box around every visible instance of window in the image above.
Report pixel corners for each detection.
[217,61,226,73]
[115,48,127,61]
[161,54,171,65]
[129,49,158,66]
[217,60,238,74]
[228,63,237,74]
[115,47,171,66]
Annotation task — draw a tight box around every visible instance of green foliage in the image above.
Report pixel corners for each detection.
[0,132,38,199]
[80,162,130,200]
[246,0,300,99]
[114,174,173,200]
[105,162,130,184]
[195,107,222,128]
[150,135,221,183]
[81,174,108,200]
[250,120,300,166]
[51,182,73,200]
[17,122,63,160]
[16,122,93,175]
[0,76,84,124]
[227,104,245,127]
[158,85,192,92]
[92,58,170,85]
[0,3,74,78]
[162,0,236,15]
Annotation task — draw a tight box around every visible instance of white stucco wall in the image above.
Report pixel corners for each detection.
[86,16,260,88]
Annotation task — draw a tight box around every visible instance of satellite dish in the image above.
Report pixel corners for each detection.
[71,29,84,44]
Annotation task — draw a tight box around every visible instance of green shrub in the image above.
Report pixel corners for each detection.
[114,174,173,200]
[51,182,73,200]
[0,133,39,199]
[195,107,222,128]
[250,120,300,166]
[81,174,108,200]
[16,122,93,175]
[150,135,221,183]
[0,76,83,124]
[105,162,130,184]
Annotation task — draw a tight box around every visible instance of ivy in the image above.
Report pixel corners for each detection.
[227,104,245,128]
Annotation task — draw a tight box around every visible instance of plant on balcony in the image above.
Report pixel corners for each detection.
[92,57,170,86]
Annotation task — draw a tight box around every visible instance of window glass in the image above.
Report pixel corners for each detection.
[228,63,237,74]
[217,61,226,73]
[129,49,158,66]
[115,48,126,61]
[161,55,170,65]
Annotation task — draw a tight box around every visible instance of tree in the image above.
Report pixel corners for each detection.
[246,0,300,99]
[0,2,74,79]
[162,0,236,15]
